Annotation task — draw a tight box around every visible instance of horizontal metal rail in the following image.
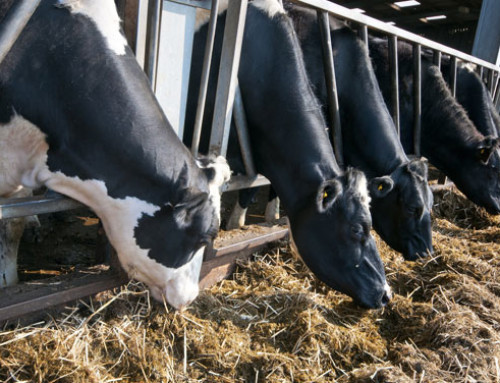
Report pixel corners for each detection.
[0,174,270,220]
[0,194,82,219]
[290,0,499,73]
[0,225,289,324]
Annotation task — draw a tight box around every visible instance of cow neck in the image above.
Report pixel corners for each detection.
[290,7,406,177]
[238,6,340,214]
[420,62,485,155]
[332,28,407,176]
[0,2,207,206]
[455,66,498,138]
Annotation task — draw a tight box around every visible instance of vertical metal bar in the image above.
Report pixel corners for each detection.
[233,82,257,177]
[487,68,495,95]
[317,10,344,167]
[191,0,220,156]
[209,0,248,157]
[358,24,368,47]
[433,50,441,69]
[449,56,457,98]
[413,43,422,157]
[494,73,500,108]
[492,72,499,101]
[388,35,400,135]
[134,0,150,69]
[477,65,484,78]
[144,0,162,88]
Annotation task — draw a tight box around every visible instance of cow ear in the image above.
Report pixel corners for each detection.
[317,179,342,212]
[369,176,394,198]
[406,158,428,181]
[476,136,499,164]
[199,156,231,188]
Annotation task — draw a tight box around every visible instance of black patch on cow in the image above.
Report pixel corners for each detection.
[134,189,217,268]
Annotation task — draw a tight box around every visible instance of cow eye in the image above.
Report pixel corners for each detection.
[406,205,422,217]
[350,224,364,240]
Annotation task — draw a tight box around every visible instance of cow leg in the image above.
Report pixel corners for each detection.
[264,187,280,223]
[226,187,260,230]
[0,188,37,287]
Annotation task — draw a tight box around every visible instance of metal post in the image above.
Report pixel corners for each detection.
[433,50,441,69]
[191,0,220,156]
[209,0,248,157]
[388,35,400,135]
[144,0,162,88]
[317,10,344,167]
[413,43,422,157]
[477,65,484,80]
[0,0,42,65]
[449,56,457,97]
[487,69,495,95]
[358,24,368,47]
[134,0,150,69]
[233,82,257,177]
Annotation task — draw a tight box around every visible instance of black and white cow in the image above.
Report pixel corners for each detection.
[369,38,500,214]
[285,4,433,260]
[185,0,391,308]
[0,0,230,309]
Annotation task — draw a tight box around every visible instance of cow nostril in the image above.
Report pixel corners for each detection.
[380,283,392,307]
[381,291,391,306]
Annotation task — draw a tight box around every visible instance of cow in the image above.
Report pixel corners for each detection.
[369,38,500,214]
[0,0,230,309]
[284,4,433,261]
[185,0,391,308]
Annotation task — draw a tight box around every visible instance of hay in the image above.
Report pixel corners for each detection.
[2,188,500,382]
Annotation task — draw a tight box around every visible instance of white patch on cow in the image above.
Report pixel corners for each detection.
[226,201,247,230]
[197,156,231,222]
[265,198,280,223]
[461,62,477,73]
[354,173,371,210]
[384,282,393,301]
[0,115,49,197]
[0,115,207,309]
[252,0,285,17]
[57,0,127,55]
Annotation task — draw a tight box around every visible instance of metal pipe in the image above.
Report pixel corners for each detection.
[449,56,457,98]
[144,0,162,88]
[233,83,257,177]
[358,24,368,47]
[388,35,400,135]
[488,68,495,95]
[209,0,248,157]
[413,43,422,157]
[317,10,344,167]
[288,0,499,72]
[0,194,82,219]
[0,0,42,65]
[191,0,220,156]
[433,50,441,69]
[477,65,484,80]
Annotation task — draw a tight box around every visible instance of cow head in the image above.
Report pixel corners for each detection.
[446,136,500,214]
[289,168,391,308]
[368,158,433,260]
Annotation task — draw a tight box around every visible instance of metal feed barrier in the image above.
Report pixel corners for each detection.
[0,0,499,322]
